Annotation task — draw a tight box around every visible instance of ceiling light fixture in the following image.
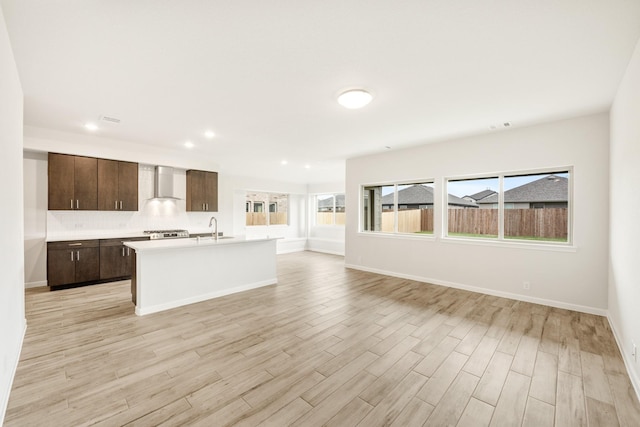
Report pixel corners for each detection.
[84,123,98,131]
[204,130,215,139]
[184,141,194,148]
[304,164,311,169]
[281,160,288,165]
[337,89,373,109]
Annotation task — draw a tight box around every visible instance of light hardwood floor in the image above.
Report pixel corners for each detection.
[6,251,640,426]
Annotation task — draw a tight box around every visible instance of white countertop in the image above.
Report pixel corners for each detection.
[46,231,149,242]
[124,236,279,252]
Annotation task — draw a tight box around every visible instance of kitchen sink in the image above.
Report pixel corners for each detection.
[191,236,235,241]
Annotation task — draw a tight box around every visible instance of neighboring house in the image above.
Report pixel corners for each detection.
[317,194,345,212]
[478,175,568,209]
[463,189,497,203]
[381,184,478,210]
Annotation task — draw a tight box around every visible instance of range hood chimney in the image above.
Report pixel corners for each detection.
[152,166,180,200]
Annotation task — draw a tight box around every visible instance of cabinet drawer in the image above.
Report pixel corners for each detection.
[48,240,99,250]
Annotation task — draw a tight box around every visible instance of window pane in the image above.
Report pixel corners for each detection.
[316,195,334,224]
[269,193,288,225]
[396,183,434,234]
[503,172,569,242]
[335,194,345,225]
[447,177,498,238]
[246,192,267,226]
[363,185,394,232]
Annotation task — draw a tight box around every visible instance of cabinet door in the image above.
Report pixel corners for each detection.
[118,161,138,211]
[48,153,75,210]
[98,159,119,211]
[75,247,100,282]
[47,248,76,287]
[100,244,126,280]
[74,156,98,210]
[205,171,218,212]
[186,170,206,211]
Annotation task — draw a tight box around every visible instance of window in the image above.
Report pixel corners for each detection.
[362,182,434,234]
[503,172,569,242]
[246,192,289,226]
[314,194,345,226]
[446,170,570,243]
[447,177,498,238]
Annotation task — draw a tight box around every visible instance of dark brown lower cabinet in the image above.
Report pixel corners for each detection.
[47,240,100,288]
[48,236,148,290]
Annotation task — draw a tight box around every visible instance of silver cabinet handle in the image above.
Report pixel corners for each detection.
[206,203,208,211]
[122,247,125,256]
[76,200,79,209]
[120,201,123,210]
[115,201,118,209]
[71,251,74,261]
[68,243,82,246]
[76,250,80,260]
[127,247,130,256]
[71,199,74,209]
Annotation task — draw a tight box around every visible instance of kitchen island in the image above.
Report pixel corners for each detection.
[124,236,278,316]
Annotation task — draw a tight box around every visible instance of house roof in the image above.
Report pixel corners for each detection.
[479,175,568,204]
[381,184,477,208]
[317,194,345,208]
[465,189,497,201]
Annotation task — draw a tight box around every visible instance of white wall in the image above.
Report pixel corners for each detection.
[0,5,25,423]
[346,113,610,313]
[23,151,47,287]
[307,181,346,255]
[609,36,640,397]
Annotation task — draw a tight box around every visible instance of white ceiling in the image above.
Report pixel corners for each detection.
[3,0,640,183]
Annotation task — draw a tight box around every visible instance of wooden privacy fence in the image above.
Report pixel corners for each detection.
[246,212,288,226]
[381,208,568,238]
[316,212,346,225]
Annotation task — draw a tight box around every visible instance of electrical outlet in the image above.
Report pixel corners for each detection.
[523,281,531,290]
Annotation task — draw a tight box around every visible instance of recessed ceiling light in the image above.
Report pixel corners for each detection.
[337,89,373,109]
[184,141,194,148]
[204,130,215,139]
[281,160,288,165]
[304,164,311,169]
[84,123,98,131]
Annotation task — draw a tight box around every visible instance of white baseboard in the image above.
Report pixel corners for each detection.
[307,247,345,256]
[24,280,47,289]
[135,279,277,316]
[344,263,607,316]
[606,314,640,403]
[1,319,26,426]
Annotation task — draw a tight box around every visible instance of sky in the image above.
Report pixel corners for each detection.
[378,172,569,198]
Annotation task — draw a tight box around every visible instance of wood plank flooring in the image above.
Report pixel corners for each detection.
[6,251,640,426]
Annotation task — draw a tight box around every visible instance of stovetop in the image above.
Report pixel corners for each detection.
[143,229,189,239]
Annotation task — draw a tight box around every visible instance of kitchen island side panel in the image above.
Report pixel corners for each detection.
[133,239,277,315]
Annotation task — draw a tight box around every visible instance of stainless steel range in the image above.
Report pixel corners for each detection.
[143,229,189,240]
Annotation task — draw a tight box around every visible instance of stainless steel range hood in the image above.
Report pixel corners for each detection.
[151,166,181,200]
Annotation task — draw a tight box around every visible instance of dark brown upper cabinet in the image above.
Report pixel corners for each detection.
[186,169,218,212]
[48,153,98,210]
[98,159,138,211]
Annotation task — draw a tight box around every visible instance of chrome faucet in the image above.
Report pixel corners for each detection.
[209,216,218,241]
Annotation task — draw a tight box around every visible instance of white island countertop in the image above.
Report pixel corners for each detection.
[125,235,278,316]
[124,236,278,252]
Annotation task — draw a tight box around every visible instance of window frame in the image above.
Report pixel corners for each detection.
[245,191,290,227]
[313,193,345,226]
[444,167,573,246]
[359,179,435,237]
